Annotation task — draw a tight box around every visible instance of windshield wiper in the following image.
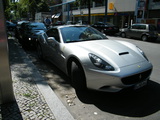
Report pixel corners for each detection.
[65,38,107,43]
[65,40,80,43]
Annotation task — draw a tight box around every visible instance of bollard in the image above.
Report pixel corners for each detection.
[0,0,15,104]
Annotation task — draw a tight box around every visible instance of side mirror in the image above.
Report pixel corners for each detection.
[47,37,56,43]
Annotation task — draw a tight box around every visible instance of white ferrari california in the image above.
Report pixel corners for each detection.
[36,25,152,92]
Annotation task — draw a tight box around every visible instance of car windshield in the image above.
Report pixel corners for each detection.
[105,22,114,26]
[28,23,47,30]
[149,25,157,31]
[60,26,108,43]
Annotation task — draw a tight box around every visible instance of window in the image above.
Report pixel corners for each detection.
[139,25,146,30]
[46,29,60,42]
[132,25,138,29]
[95,0,105,7]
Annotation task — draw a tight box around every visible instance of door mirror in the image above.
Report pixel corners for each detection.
[47,37,56,43]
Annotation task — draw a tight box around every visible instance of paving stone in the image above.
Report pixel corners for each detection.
[0,38,56,120]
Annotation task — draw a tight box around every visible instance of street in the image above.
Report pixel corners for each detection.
[25,36,160,120]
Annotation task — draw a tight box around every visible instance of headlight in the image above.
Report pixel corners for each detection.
[137,46,148,61]
[89,53,114,71]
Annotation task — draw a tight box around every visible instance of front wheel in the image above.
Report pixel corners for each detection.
[71,61,86,91]
[141,35,148,41]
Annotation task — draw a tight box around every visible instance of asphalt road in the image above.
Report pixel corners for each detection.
[26,36,160,120]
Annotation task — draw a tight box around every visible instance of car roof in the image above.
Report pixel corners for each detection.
[29,22,45,25]
[51,25,88,29]
[132,23,151,26]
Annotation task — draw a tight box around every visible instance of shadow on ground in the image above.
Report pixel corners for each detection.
[76,80,160,117]
[0,102,23,119]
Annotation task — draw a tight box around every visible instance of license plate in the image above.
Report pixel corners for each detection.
[134,80,147,90]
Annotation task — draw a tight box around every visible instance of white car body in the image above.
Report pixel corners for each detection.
[37,25,153,92]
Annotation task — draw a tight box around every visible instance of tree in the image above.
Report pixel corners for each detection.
[3,0,54,20]
[17,0,51,20]
[3,0,11,20]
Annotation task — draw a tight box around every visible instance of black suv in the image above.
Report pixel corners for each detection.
[92,22,119,35]
[19,22,47,48]
[121,23,158,41]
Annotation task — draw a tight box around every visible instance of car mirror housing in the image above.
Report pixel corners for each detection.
[48,37,56,42]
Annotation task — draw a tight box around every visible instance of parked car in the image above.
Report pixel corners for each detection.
[92,22,119,35]
[76,20,89,25]
[6,21,16,31]
[66,21,77,25]
[36,25,152,92]
[19,22,47,47]
[15,20,29,39]
[52,21,65,26]
[120,23,158,41]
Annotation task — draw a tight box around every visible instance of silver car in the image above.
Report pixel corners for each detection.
[121,23,158,41]
[37,25,153,92]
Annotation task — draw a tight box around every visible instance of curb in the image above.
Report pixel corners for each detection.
[9,38,74,120]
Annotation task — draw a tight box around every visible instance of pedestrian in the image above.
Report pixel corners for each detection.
[44,17,51,28]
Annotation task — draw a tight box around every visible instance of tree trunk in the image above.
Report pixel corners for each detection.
[88,0,90,25]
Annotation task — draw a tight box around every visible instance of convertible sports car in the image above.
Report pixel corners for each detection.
[37,25,153,92]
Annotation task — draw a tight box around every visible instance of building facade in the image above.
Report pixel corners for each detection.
[62,0,136,28]
[51,0,160,30]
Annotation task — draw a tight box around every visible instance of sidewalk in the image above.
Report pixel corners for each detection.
[0,36,74,120]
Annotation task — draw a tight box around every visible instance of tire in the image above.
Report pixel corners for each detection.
[141,35,148,41]
[121,32,126,38]
[37,44,43,59]
[71,61,86,91]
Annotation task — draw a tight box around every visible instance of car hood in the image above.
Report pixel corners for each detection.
[28,29,46,36]
[32,29,46,34]
[72,40,146,68]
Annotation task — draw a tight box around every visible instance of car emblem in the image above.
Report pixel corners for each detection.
[137,65,141,68]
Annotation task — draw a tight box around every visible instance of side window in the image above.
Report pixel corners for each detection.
[139,25,146,29]
[46,29,60,42]
[132,25,138,29]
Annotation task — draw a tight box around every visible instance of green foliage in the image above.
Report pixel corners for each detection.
[3,0,52,20]
[18,0,51,20]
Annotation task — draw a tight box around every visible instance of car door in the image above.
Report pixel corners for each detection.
[136,25,146,38]
[45,28,61,65]
[39,32,50,58]
[127,25,138,38]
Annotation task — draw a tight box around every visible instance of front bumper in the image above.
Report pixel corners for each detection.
[84,61,152,92]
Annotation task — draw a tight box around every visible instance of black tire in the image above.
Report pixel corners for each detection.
[37,44,43,59]
[71,61,86,91]
[121,32,126,38]
[141,35,148,41]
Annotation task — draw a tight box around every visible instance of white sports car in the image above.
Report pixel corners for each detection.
[36,25,153,92]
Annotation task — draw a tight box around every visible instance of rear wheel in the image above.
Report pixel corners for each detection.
[121,32,126,38]
[141,35,148,41]
[71,61,86,91]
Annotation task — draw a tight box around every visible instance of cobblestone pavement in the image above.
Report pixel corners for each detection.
[0,37,55,120]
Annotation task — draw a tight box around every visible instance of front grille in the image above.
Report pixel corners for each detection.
[121,69,152,85]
